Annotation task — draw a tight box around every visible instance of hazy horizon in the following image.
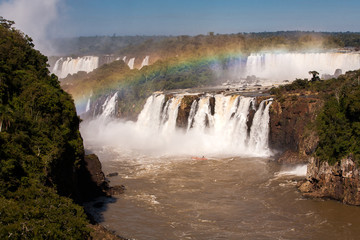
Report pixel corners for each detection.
[1,0,360,54]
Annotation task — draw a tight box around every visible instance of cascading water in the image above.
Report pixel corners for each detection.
[84,92,272,156]
[137,94,165,129]
[215,52,360,84]
[134,93,273,156]
[248,99,272,152]
[140,56,150,69]
[160,95,183,134]
[191,96,214,132]
[85,98,91,112]
[100,92,118,118]
[245,52,360,81]
[52,56,99,78]
[127,58,135,69]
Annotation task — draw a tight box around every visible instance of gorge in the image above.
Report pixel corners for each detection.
[80,78,360,239]
[3,17,360,238]
[77,62,360,239]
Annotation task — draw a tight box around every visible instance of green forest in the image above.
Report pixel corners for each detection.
[0,18,91,238]
[271,70,360,165]
[51,31,360,57]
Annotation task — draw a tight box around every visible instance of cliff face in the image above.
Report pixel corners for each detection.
[266,95,323,163]
[298,156,360,205]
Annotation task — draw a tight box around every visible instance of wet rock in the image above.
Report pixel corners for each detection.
[107,185,126,196]
[266,96,323,163]
[76,154,125,202]
[276,150,309,164]
[298,156,360,205]
[89,224,129,240]
[106,172,119,177]
[176,95,199,129]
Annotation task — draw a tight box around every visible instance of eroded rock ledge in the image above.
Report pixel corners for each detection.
[76,154,125,202]
[298,156,360,205]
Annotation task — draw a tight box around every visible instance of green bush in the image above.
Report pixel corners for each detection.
[0,184,90,239]
[0,18,90,238]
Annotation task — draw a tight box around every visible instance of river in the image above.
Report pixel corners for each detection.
[83,145,360,240]
[81,91,360,240]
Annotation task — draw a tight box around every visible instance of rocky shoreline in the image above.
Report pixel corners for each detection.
[80,153,128,239]
[298,156,360,206]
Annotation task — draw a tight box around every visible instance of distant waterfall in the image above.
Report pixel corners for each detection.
[85,98,91,112]
[140,56,150,69]
[52,56,99,78]
[135,93,273,156]
[216,52,360,84]
[244,52,360,81]
[128,58,135,70]
[100,92,118,118]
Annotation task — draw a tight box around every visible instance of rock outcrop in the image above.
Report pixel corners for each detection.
[298,156,360,205]
[76,154,125,202]
[266,95,323,163]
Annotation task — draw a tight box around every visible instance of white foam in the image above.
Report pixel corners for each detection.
[277,165,307,177]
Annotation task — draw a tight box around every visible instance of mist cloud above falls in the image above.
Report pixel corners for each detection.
[0,0,61,55]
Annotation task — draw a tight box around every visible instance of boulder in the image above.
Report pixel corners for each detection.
[298,156,360,205]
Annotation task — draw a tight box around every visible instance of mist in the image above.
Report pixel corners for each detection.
[0,0,61,55]
[80,93,274,158]
[80,118,272,158]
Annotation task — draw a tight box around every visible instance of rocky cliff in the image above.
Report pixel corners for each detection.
[265,94,323,163]
[298,156,360,205]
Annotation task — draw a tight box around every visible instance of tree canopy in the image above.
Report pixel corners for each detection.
[0,18,90,238]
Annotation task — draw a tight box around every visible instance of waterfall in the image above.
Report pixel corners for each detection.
[100,92,118,118]
[191,96,214,132]
[160,95,183,134]
[243,52,360,82]
[128,58,135,70]
[215,52,360,84]
[137,94,165,129]
[140,56,150,69]
[248,99,272,152]
[52,56,99,78]
[85,98,91,112]
[135,93,273,156]
[187,100,199,132]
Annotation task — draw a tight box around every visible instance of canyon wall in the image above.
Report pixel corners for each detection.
[298,156,360,205]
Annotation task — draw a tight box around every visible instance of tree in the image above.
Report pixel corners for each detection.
[309,70,320,81]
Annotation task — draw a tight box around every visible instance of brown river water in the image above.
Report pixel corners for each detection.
[84,147,360,240]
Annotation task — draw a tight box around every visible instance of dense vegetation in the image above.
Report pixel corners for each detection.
[0,17,90,238]
[62,56,217,118]
[270,70,360,165]
[50,35,168,56]
[51,31,360,57]
[61,30,360,124]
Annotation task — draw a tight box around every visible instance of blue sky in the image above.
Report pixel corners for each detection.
[56,0,360,36]
[1,0,360,38]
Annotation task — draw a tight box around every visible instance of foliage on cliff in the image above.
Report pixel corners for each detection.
[315,71,360,164]
[0,17,89,238]
[270,69,360,165]
[62,56,217,119]
[52,31,360,57]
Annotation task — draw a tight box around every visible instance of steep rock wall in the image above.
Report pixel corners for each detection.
[298,156,360,205]
[264,94,323,163]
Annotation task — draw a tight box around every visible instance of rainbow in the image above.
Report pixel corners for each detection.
[65,49,360,114]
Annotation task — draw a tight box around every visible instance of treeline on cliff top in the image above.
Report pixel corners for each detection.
[52,31,360,56]
[0,17,91,238]
[270,70,360,165]
[61,30,360,103]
